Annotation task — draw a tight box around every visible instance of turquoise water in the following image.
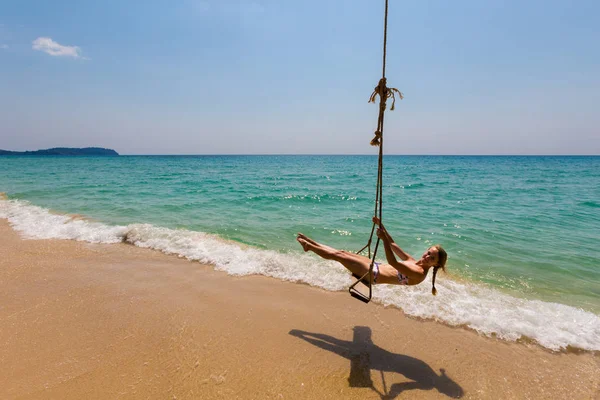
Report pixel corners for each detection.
[1,155,599,350]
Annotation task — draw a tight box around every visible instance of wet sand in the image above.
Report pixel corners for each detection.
[0,220,598,399]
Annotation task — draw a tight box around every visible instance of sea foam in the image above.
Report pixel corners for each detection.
[1,198,599,352]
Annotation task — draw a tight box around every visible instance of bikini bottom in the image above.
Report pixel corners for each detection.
[373,262,410,285]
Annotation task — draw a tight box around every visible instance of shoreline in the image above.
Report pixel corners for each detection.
[0,219,598,399]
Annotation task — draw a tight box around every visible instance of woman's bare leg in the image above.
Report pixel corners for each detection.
[297,233,338,254]
[297,234,372,278]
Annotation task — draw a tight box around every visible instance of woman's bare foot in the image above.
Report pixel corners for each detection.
[297,233,318,246]
[296,236,310,252]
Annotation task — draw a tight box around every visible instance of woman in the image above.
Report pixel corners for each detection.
[297,217,447,295]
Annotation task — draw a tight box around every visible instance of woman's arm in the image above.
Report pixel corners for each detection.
[372,217,415,261]
[378,231,424,279]
[389,240,414,262]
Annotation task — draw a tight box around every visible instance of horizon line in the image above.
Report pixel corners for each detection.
[115,153,600,157]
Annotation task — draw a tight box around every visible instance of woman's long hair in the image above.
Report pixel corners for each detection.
[431,245,448,296]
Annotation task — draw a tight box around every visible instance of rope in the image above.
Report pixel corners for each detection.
[382,0,388,79]
[351,0,403,300]
[361,0,403,258]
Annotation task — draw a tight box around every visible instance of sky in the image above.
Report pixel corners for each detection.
[0,0,599,155]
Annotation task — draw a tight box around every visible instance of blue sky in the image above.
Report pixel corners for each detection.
[1,0,598,154]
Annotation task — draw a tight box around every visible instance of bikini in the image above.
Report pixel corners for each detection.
[397,272,410,285]
[372,262,380,283]
[372,262,410,285]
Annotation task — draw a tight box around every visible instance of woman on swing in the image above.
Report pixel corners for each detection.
[297,217,448,295]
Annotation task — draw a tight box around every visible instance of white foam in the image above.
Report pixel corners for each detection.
[1,198,599,352]
[124,223,350,292]
[0,199,127,243]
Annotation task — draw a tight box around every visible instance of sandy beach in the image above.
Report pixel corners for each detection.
[0,219,598,399]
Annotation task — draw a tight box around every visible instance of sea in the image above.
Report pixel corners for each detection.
[1,155,598,352]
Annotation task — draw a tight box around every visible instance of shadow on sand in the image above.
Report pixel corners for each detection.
[289,326,464,399]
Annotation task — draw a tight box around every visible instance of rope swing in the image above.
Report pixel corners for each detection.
[349,0,403,304]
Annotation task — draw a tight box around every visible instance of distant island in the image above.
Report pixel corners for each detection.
[0,147,119,156]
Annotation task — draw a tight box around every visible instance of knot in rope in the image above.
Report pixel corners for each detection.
[368,78,404,111]
[370,130,382,147]
[368,78,404,147]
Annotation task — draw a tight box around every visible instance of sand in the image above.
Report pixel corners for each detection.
[0,220,598,399]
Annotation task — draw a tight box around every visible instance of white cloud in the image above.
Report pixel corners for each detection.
[32,37,85,59]
[0,44,8,49]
